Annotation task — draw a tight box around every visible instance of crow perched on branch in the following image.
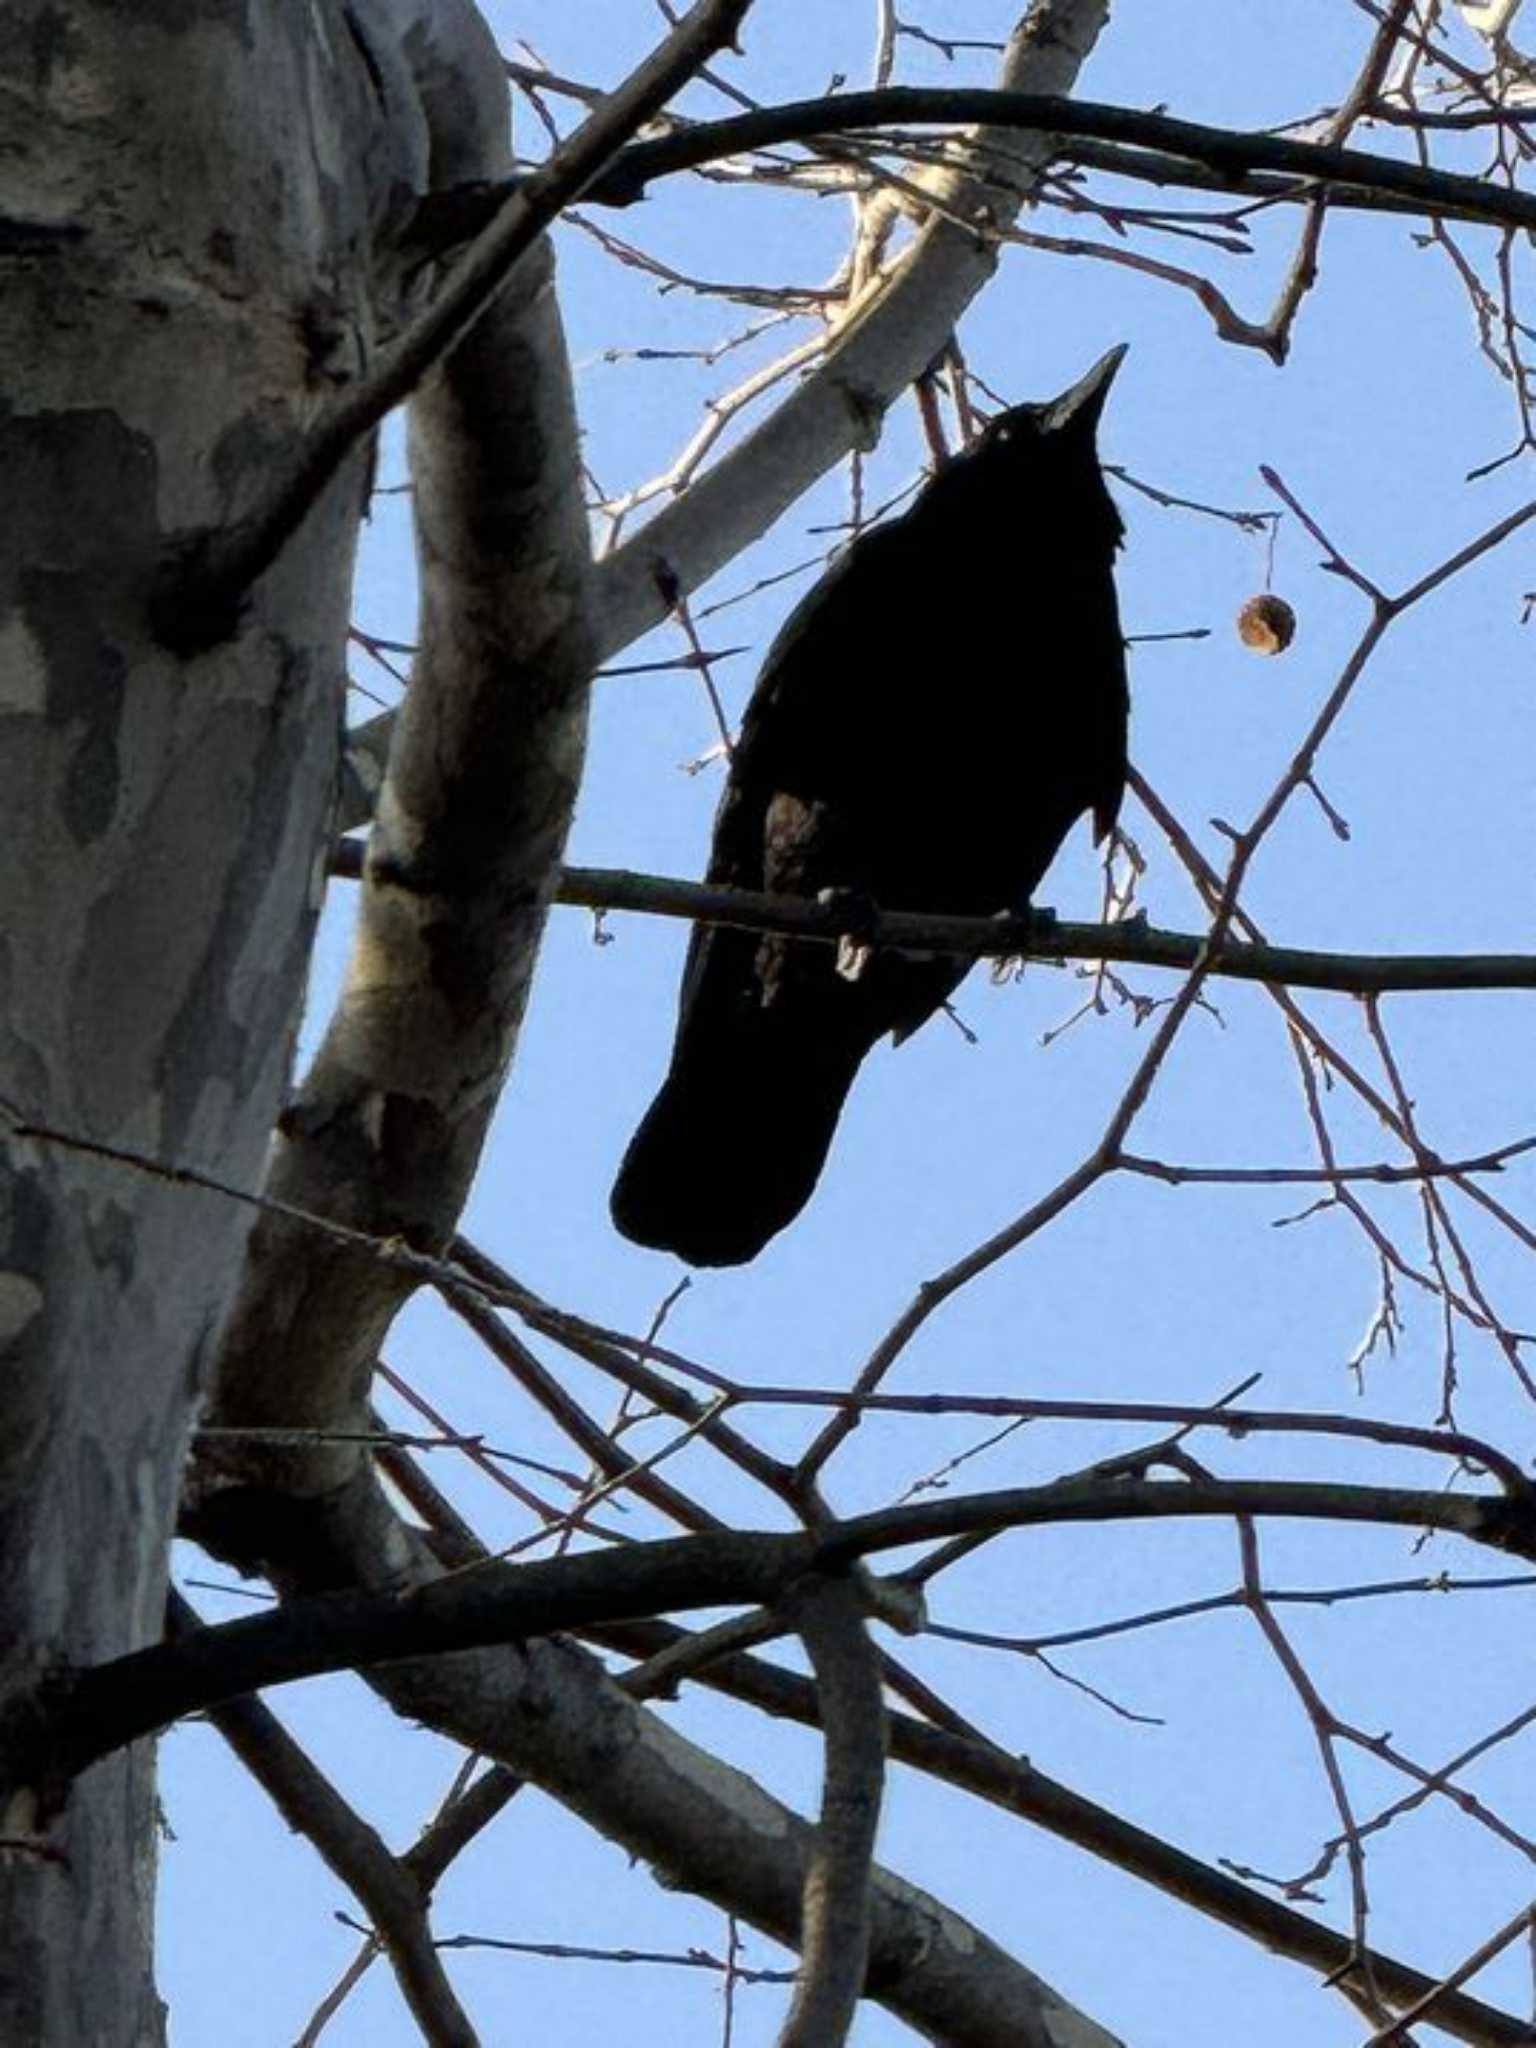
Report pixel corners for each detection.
[612,347,1130,1267]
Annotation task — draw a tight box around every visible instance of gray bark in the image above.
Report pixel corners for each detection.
[0,3,426,2037]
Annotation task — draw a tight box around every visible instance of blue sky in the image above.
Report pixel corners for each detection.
[163,6,1536,2042]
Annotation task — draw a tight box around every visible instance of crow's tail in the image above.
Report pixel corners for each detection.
[610,995,867,1267]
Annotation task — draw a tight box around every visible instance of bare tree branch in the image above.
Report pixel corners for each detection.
[29,1470,1536,1790]
[777,1575,888,2048]
[329,837,1536,994]
[585,84,1536,233]
[553,862,1536,995]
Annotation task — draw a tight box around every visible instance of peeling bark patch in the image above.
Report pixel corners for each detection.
[105,0,253,41]
[208,405,297,505]
[421,910,505,1025]
[0,1274,44,1348]
[19,568,126,845]
[60,697,121,843]
[0,412,158,595]
[0,216,86,256]
[70,705,255,1134]
[0,613,46,713]
[0,1171,54,1436]
[157,647,340,1154]
[0,1165,52,1299]
[0,409,158,848]
[82,1198,136,1291]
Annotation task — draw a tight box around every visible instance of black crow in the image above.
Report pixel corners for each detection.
[612,347,1129,1266]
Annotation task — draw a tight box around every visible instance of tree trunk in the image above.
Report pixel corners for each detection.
[0,5,413,2035]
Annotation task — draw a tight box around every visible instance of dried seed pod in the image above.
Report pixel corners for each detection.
[1237,593,1296,655]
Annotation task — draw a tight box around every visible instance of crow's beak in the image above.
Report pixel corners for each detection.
[1044,344,1127,437]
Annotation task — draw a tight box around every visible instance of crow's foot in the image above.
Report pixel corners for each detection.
[818,886,879,982]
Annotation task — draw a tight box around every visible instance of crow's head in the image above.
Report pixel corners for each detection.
[895,345,1127,561]
[910,345,1125,554]
[979,343,1126,458]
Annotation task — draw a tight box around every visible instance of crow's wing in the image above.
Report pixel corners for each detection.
[703,516,916,892]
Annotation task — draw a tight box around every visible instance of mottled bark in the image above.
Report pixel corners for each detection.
[0,3,425,2037]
